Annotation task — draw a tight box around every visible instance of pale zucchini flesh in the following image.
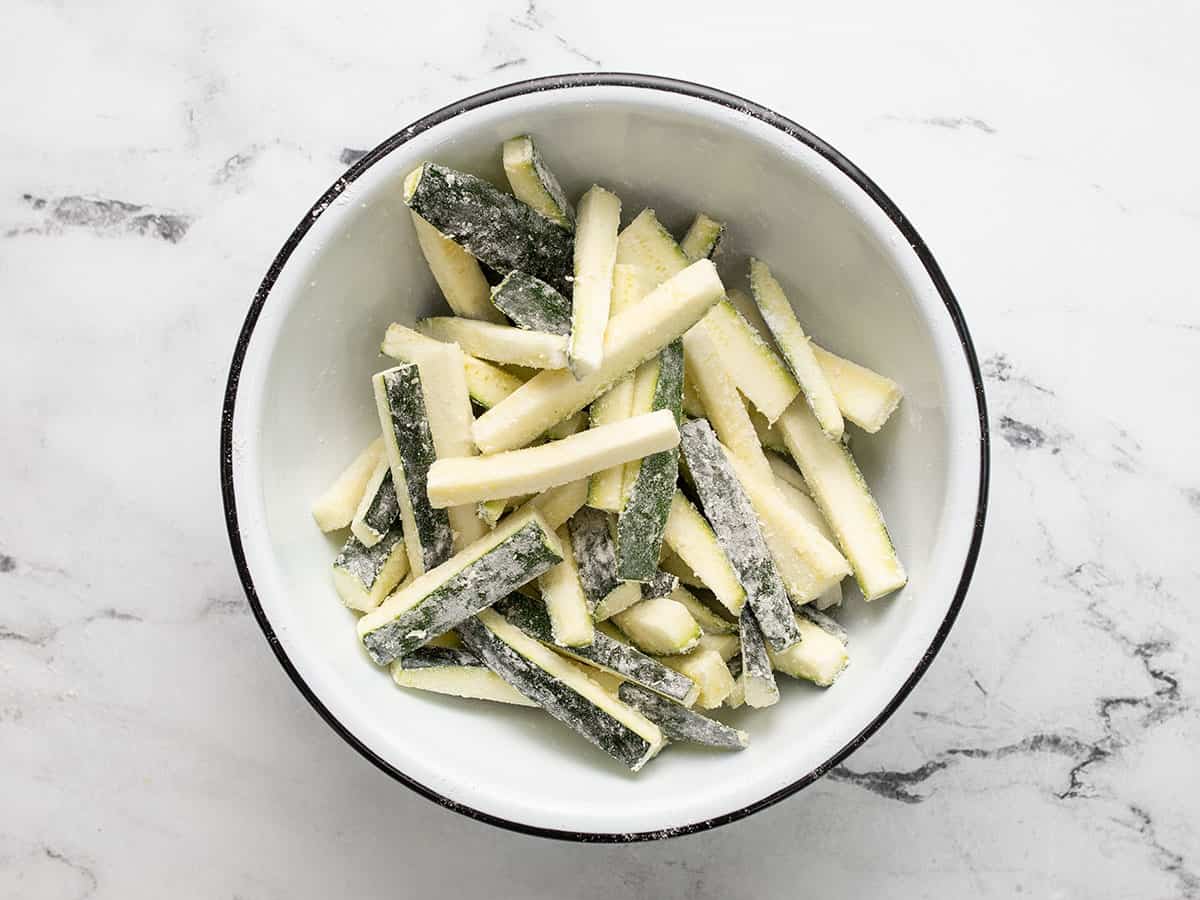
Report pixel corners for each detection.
[662,491,745,616]
[472,259,725,454]
[391,647,538,707]
[678,419,801,652]
[545,409,586,440]
[502,135,575,230]
[681,323,774,485]
[500,594,697,705]
[812,343,903,433]
[404,162,574,294]
[658,548,708,590]
[569,185,621,378]
[769,613,850,686]
[616,340,684,581]
[586,377,636,510]
[349,454,400,547]
[776,400,907,600]
[511,478,589,530]
[679,212,725,262]
[373,364,454,576]
[357,511,562,664]
[536,525,595,647]
[658,648,735,710]
[767,450,809,494]
[615,209,690,286]
[611,596,702,657]
[409,212,503,324]
[477,497,509,528]
[311,438,384,532]
[332,528,409,612]
[749,403,788,453]
[490,270,572,336]
[750,259,844,439]
[697,300,799,424]
[459,608,664,771]
[418,317,568,370]
[410,340,488,552]
[617,682,748,751]
[427,409,679,508]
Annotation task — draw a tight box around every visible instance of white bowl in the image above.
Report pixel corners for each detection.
[221,74,989,841]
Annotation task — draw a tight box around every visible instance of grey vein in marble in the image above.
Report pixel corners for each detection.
[8,193,192,242]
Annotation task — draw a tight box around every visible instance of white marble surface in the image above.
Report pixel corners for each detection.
[2,0,1198,896]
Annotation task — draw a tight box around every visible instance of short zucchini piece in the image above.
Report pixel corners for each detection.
[409,213,503,324]
[477,497,509,528]
[670,585,737,635]
[567,507,641,619]
[679,212,725,262]
[616,339,684,581]
[678,418,801,652]
[657,648,735,710]
[357,510,562,664]
[473,259,724,453]
[404,162,574,293]
[373,364,454,576]
[618,682,747,750]
[311,438,384,532]
[418,317,568,370]
[662,491,745,616]
[612,597,702,656]
[750,259,843,439]
[381,322,526,409]
[776,400,907,600]
[568,185,622,378]
[535,526,595,647]
[490,271,572,336]
[458,608,665,771]
[349,456,400,547]
[640,570,679,600]
[502,135,575,230]
[427,409,679,508]
[391,646,538,707]
[332,527,409,612]
[500,594,697,705]
[812,343,903,433]
[769,612,849,686]
[738,606,780,708]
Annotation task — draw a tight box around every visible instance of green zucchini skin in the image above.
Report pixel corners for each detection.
[360,520,561,664]
[739,605,780,708]
[457,614,657,770]
[640,570,679,600]
[678,418,801,652]
[376,364,454,572]
[618,682,747,750]
[405,163,574,294]
[396,646,482,669]
[332,527,406,607]
[567,507,623,611]
[616,339,684,581]
[354,466,400,545]
[490,271,572,336]
[499,594,697,704]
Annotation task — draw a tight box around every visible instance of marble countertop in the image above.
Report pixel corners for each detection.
[3,1,1197,896]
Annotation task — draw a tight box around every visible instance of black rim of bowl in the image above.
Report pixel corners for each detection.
[220,72,991,843]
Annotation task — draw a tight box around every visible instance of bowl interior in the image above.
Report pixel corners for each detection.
[228,81,984,837]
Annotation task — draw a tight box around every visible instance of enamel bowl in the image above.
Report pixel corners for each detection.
[221,74,989,841]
